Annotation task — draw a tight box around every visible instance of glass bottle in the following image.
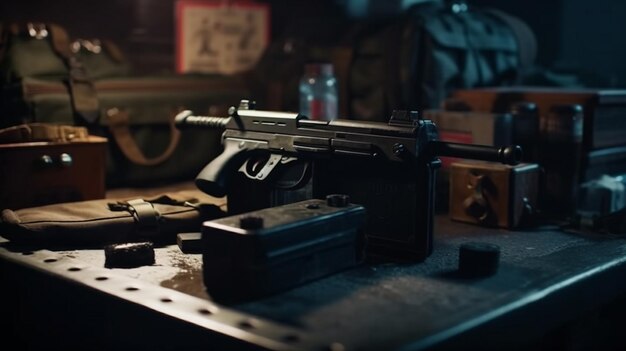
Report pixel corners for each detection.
[299,63,338,120]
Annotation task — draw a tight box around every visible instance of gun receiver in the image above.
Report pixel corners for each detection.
[176,100,521,261]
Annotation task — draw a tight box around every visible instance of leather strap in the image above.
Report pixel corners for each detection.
[108,198,161,236]
[0,22,99,123]
[126,198,160,234]
[102,39,126,63]
[106,108,181,166]
[0,123,89,144]
[48,23,100,124]
[30,123,89,142]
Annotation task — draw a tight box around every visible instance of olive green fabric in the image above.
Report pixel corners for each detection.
[0,189,226,246]
[0,23,69,81]
[0,22,100,123]
[1,23,131,82]
[0,22,249,187]
[71,39,132,79]
[2,75,248,187]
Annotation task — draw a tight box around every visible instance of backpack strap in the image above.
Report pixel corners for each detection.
[105,107,181,166]
[21,23,99,123]
[101,39,127,63]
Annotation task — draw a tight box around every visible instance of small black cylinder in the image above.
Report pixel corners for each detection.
[104,242,155,268]
[458,242,500,278]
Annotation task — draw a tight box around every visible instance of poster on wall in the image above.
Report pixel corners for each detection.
[175,0,270,74]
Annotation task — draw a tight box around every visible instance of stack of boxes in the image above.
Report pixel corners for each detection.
[426,87,626,224]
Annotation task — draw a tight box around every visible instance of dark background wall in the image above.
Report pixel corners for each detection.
[558,0,626,87]
[472,0,626,88]
[1,0,625,87]
[469,0,562,68]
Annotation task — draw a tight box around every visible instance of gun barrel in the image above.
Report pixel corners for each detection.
[432,141,522,165]
[174,110,231,129]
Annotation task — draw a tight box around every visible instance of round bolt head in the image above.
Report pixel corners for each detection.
[38,154,54,167]
[59,153,73,167]
[392,143,406,156]
[239,215,264,230]
[458,242,500,278]
[326,194,350,207]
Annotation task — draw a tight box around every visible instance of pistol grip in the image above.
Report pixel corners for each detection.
[195,139,265,197]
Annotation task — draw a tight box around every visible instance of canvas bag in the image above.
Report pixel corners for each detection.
[0,22,248,187]
[0,190,226,246]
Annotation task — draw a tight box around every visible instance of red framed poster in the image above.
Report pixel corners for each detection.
[175,0,270,74]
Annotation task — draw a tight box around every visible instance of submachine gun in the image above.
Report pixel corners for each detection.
[176,100,521,261]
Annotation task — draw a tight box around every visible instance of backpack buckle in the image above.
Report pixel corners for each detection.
[27,23,48,39]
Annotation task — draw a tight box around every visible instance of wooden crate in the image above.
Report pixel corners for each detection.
[0,136,107,209]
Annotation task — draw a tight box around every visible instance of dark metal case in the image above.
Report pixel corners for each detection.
[201,198,366,302]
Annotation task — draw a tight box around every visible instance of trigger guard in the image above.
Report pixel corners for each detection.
[280,156,298,165]
[272,161,311,190]
[237,155,310,190]
[239,154,283,180]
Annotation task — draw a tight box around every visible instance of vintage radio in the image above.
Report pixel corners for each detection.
[449,161,540,229]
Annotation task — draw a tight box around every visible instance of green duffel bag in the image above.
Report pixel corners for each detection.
[0,22,101,124]
[70,37,132,80]
[0,22,69,81]
[0,22,249,188]
[2,75,248,187]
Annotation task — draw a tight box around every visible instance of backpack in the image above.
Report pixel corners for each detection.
[347,0,537,120]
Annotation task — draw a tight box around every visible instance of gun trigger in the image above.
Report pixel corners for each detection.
[238,154,285,180]
[279,156,298,165]
[253,154,283,180]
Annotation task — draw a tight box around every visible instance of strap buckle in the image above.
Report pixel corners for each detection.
[127,199,161,235]
[27,23,48,39]
[108,199,161,237]
[71,39,102,54]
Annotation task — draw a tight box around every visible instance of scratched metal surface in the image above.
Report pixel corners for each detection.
[4,215,626,350]
[54,244,209,300]
[226,217,626,350]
